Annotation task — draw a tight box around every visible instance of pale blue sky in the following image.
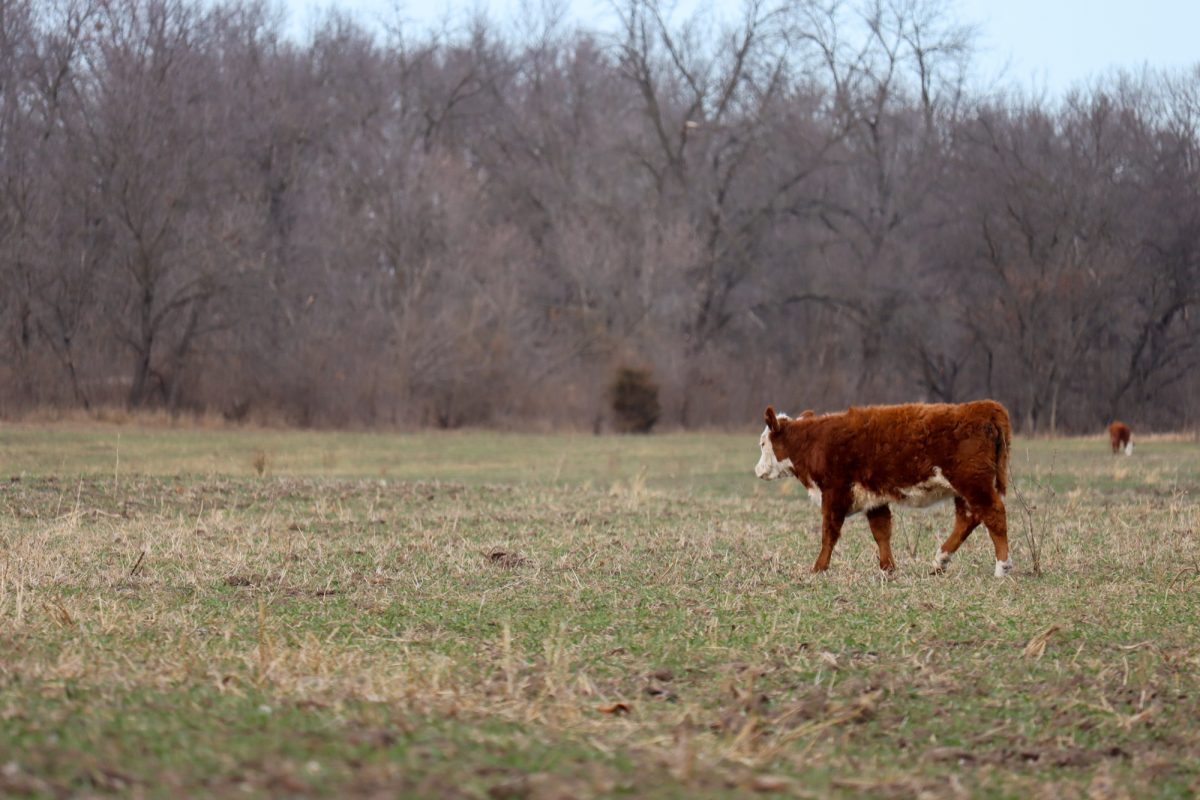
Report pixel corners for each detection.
[956,0,1200,95]
[287,0,1200,98]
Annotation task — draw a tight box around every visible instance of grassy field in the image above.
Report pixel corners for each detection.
[1,424,1198,798]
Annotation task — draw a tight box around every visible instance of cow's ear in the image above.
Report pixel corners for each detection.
[765,406,780,434]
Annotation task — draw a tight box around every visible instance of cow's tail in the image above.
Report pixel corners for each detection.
[989,404,1012,495]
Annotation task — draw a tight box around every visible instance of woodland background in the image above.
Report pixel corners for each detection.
[1,0,1197,432]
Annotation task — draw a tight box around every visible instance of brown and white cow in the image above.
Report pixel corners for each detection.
[1108,421,1133,456]
[755,400,1013,577]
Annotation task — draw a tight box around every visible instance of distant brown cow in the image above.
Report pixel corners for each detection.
[755,400,1013,576]
[1108,421,1133,456]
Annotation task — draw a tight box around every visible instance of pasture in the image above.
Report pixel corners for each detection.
[1,424,1198,798]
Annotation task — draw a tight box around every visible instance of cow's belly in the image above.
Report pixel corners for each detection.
[839,468,958,514]
[894,480,957,509]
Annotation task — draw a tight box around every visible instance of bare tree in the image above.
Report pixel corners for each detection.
[614,0,855,423]
[69,0,253,408]
[0,0,44,404]
[1097,73,1200,427]
[777,0,974,398]
[0,0,1197,431]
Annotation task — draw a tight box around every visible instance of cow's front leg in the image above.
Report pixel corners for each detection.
[813,495,848,572]
[866,505,895,572]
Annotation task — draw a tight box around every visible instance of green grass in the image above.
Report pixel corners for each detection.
[1,424,1199,797]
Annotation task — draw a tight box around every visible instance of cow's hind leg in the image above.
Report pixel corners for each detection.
[933,497,980,573]
[867,505,896,573]
[975,493,1011,577]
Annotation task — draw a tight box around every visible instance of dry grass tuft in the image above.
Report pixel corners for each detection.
[1022,624,1063,659]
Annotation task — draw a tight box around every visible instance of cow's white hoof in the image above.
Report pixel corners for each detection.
[932,549,951,573]
[994,559,1013,577]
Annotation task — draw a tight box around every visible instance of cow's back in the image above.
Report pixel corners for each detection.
[819,401,1009,497]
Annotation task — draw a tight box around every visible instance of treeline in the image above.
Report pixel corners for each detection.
[1,0,1198,432]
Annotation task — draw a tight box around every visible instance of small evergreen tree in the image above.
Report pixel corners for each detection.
[610,366,660,433]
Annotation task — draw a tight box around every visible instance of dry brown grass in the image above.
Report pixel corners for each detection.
[0,430,1198,797]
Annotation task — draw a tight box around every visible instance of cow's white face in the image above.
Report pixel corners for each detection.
[755,424,794,480]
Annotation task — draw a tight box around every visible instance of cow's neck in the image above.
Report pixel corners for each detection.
[782,420,822,489]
